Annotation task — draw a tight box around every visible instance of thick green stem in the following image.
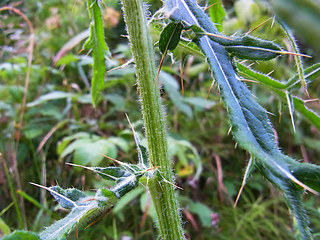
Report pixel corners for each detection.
[121,1,185,239]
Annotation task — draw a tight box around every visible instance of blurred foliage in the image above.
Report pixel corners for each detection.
[0,0,319,239]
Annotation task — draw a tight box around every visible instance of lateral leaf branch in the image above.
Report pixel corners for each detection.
[84,0,110,106]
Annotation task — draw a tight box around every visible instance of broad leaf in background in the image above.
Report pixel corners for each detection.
[188,201,214,227]
[269,0,320,53]
[208,0,226,32]
[164,0,320,238]
[57,133,127,166]
[168,135,202,181]
[2,231,40,240]
[160,71,193,118]
[84,0,110,106]
[0,217,11,237]
[180,196,215,228]
[113,187,144,214]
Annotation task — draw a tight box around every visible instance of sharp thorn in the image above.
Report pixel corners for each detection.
[246,17,272,35]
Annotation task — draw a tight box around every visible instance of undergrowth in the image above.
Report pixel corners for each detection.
[0,0,319,239]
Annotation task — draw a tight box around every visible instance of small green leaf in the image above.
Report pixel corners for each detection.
[83,23,94,51]
[73,140,117,166]
[188,201,214,227]
[23,127,43,139]
[168,135,202,181]
[159,22,183,53]
[208,0,226,32]
[2,231,40,240]
[0,217,11,236]
[87,0,110,106]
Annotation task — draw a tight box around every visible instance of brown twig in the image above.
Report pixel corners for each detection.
[214,153,228,203]
[140,193,151,229]
[37,120,68,153]
[180,57,184,95]
[246,17,272,35]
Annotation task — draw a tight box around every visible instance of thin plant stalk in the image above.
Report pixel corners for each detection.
[120,0,185,239]
[0,154,24,229]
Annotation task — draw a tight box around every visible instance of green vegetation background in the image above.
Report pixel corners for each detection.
[0,0,319,239]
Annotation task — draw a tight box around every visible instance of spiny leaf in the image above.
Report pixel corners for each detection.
[254,161,312,240]
[49,186,86,209]
[200,21,314,240]
[110,174,141,199]
[40,203,100,240]
[159,22,183,53]
[66,162,130,181]
[280,22,308,94]
[177,1,309,61]
[86,0,110,106]
[165,0,319,238]
[224,42,282,60]
[237,63,287,89]
[237,63,320,131]
[35,185,112,240]
[93,166,131,181]
[286,63,320,89]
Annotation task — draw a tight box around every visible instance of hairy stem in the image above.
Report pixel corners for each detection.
[121,0,185,239]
